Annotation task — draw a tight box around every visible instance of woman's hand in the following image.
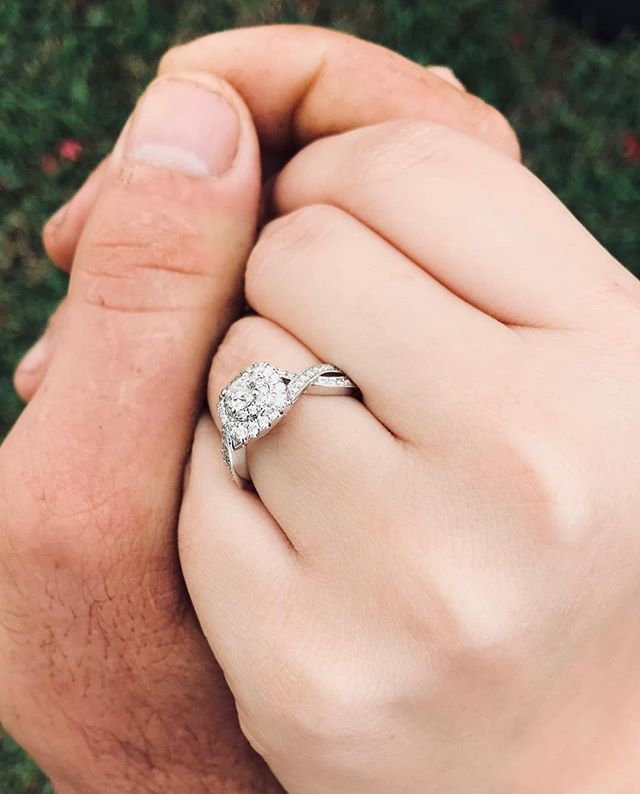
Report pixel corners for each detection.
[4,27,518,793]
[179,119,640,793]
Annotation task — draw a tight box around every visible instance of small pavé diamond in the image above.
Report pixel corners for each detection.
[218,361,357,487]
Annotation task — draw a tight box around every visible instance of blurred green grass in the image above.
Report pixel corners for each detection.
[0,0,638,789]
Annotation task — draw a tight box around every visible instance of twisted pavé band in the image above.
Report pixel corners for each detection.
[217,362,357,487]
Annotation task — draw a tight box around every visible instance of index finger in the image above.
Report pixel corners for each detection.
[44,24,520,272]
[159,24,520,158]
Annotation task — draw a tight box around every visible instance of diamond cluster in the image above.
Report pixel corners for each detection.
[218,362,290,447]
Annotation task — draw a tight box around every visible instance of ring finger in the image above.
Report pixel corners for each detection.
[208,315,401,557]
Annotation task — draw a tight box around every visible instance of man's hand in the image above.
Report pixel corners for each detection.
[0,72,273,792]
[31,25,519,281]
[4,26,519,793]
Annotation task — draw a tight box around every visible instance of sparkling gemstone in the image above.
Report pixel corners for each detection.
[218,362,290,445]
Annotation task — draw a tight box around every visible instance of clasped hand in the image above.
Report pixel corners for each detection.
[2,25,640,794]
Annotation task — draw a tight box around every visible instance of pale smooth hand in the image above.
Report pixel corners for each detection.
[179,119,640,793]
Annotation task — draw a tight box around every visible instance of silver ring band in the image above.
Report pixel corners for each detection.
[217,362,357,487]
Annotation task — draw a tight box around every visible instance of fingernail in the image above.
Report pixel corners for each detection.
[46,201,69,232]
[125,78,240,177]
[17,336,48,374]
[428,65,466,91]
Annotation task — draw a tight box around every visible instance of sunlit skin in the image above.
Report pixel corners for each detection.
[3,26,518,793]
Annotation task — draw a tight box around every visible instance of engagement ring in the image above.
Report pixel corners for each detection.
[218,362,357,487]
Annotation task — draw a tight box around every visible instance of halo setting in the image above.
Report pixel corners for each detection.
[218,361,357,487]
[218,362,290,447]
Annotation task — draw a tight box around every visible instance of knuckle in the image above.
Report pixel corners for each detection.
[254,638,389,753]
[246,204,344,298]
[0,453,184,682]
[16,477,141,573]
[76,189,214,315]
[598,276,640,346]
[0,432,146,575]
[479,102,521,159]
[87,188,203,264]
[255,203,338,254]
[262,203,343,241]
[157,44,184,75]
[349,121,468,194]
[459,91,521,160]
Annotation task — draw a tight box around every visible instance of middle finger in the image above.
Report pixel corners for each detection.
[246,204,512,442]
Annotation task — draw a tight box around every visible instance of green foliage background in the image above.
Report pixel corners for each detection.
[0,0,638,789]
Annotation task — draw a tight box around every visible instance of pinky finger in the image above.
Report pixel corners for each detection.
[43,116,132,271]
[178,414,296,673]
[13,299,67,402]
[42,156,110,271]
[426,66,465,91]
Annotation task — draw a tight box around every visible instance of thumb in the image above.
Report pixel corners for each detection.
[9,73,260,514]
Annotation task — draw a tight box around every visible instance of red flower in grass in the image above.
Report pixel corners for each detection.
[509,32,526,49]
[58,138,83,162]
[40,155,59,174]
[622,132,640,164]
